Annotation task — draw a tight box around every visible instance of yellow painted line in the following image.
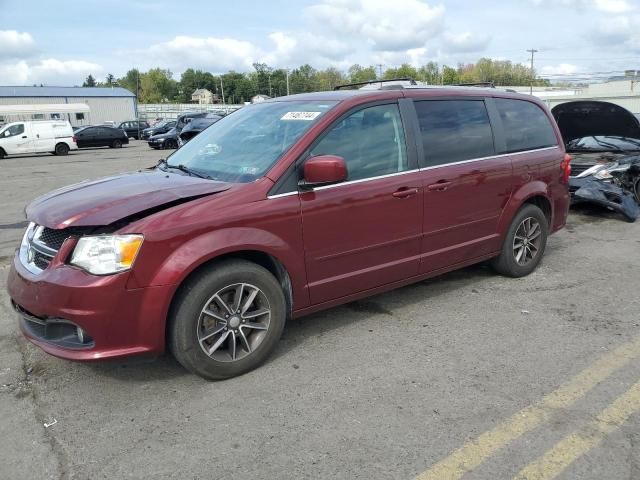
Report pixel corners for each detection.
[415,337,640,480]
[514,379,640,480]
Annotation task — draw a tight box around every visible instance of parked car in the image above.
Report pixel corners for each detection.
[552,101,640,220]
[177,114,222,146]
[0,120,77,159]
[148,127,179,149]
[74,125,130,149]
[142,120,177,140]
[117,120,149,140]
[175,112,208,133]
[7,86,570,380]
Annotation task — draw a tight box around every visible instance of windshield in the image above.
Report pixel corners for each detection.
[166,101,337,183]
[566,135,640,152]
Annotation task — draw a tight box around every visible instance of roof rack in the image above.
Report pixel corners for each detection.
[334,78,417,90]
[454,82,495,88]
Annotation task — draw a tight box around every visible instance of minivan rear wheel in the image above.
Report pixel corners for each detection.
[168,259,286,380]
[54,143,69,155]
[491,204,548,277]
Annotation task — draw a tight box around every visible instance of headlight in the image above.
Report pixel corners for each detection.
[593,169,613,180]
[70,235,143,275]
[593,165,629,180]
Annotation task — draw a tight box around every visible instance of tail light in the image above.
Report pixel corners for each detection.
[560,153,571,184]
[72,136,77,143]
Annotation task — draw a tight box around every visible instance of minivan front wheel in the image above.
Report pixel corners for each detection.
[491,204,548,277]
[169,259,286,380]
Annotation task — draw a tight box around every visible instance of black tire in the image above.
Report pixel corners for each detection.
[168,259,287,380]
[490,204,548,278]
[111,139,122,148]
[165,139,177,149]
[0,148,5,159]
[54,143,69,155]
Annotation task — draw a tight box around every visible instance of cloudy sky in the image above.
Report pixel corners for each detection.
[1,0,639,85]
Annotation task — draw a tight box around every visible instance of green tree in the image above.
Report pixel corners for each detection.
[418,62,441,84]
[104,73,116,86]
[383,63,419,80]
[348,64,377,84]
[441,66,460,85]
[117,69,141,97]
[140,68,178,103]
[82,74,96,87]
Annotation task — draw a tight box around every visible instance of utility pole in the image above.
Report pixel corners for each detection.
[377,64,384,78]
[220,77,225,105]
[286,69,290,96]
[527,49,538,95]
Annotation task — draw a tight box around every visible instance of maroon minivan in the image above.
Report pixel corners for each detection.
[7,86,571,379]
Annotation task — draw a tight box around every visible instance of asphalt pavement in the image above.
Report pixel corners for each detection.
[1,142,639,480]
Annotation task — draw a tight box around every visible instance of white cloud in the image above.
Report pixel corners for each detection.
[263,32,354,67]
[541,63,579,75]
[529,0,634,11]
[145,36,259,72]
[593,0,634,12]
[139,32,355,74]
[592,14,640,50]
[0,58,102,85]
[0,30,36,59]
[443,31,491,53]
[307,0,446,51]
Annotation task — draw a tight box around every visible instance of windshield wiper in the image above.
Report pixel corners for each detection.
[167,163,212,179]
[590,136,624,152]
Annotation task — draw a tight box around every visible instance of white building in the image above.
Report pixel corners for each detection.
[505,74,640,114]
[0,86,137,126]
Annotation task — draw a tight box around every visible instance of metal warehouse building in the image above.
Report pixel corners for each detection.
[0,86,137,127]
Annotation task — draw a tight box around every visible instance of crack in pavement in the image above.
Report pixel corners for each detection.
[14,334,70,480]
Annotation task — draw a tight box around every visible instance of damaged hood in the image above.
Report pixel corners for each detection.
[26,169,231,229]
[552,101,640,143]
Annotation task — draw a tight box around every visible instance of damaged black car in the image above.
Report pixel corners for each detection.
[552,101,640,221]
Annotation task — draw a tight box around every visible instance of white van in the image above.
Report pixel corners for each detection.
[0,121,78,159]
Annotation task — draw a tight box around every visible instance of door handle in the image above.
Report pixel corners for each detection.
[427,181,452,191]
[392,187,418,198]
[21,135,27,139]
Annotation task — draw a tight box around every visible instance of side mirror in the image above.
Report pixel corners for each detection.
[302,155,348,187]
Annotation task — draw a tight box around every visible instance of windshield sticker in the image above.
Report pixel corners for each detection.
[240,166,259,175]
[281,111,322,121]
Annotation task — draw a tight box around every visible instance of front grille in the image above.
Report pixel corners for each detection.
[570,163,595,177]
[39,227,83,250]
[20,225,88,274]
[33,250,51,270]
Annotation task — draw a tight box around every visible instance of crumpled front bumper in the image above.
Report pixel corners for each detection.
[7,253,174,361]
[570,177,639,222]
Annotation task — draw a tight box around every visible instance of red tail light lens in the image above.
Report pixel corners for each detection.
[72,136,77,143]
[561,153,572,183]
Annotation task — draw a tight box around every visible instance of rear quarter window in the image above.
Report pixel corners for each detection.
[414,100,495,167]
[495,98,558,153]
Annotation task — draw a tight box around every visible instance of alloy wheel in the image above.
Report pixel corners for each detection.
[512,217,542,266]
[196,283,271,362]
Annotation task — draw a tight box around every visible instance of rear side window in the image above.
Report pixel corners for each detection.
[414,100,495,167]
[495,99,558,153]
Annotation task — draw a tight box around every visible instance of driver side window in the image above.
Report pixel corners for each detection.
[4,124,24,138]
[311,104,408,181]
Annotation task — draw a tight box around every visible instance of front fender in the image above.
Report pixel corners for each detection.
[126,226,309,308]
[497,181,552,235]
